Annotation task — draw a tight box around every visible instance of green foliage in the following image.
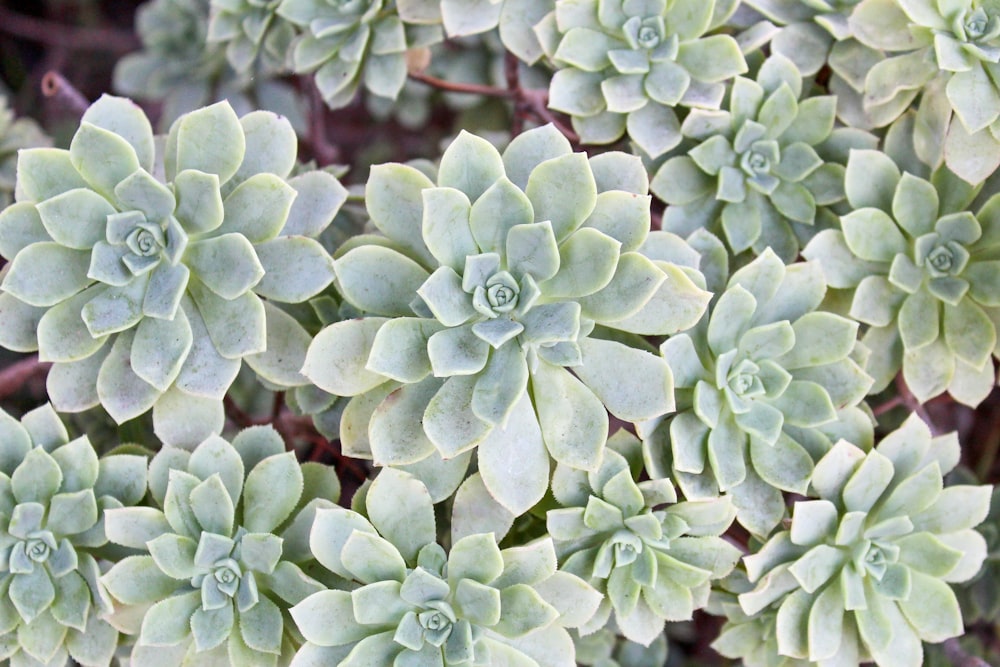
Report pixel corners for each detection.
[548,433,741,645]
[803,150,1000,406]
[0,0,998,664]
[0,95,344,446]
[736,415,990,666]
[0,403,146,667]
[644,249,874,537]
[537,0,747,157]
[102,426,338,666]
[291,467,599,666]
[0,95,50,209]
[653,54,872,260]
[303,124,709,514]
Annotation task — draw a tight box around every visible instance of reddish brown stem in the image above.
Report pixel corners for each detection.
[41,71,90,117]
[408,71,514,99]
[0,356,51,402]
[943,638,991,667]
[0,5,139,52]
[894,374,941,435]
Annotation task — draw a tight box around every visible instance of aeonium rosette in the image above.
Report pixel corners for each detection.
[303,124,711,515]
[0,95,344,447]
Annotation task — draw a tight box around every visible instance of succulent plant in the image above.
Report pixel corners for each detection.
[547,432,742,645]
[207,0,296,74]
[743,0,864,75]
[642,249,874,537]
[0,95,345,446]
[0,402,148,667]
[709,570,812,667]
[277,0,443,109]
[738,414,992,666]
[534,0,747,158]
[102,426,339,666]
[0,95,50,209]
[439,0,554,64]
[304,124,710,514]
[802,149,1000,407]
[849,0,1000,182]
[115,0,305,130]
[290,467,601,666]
[572,625,669,667]
[652,55,872,261]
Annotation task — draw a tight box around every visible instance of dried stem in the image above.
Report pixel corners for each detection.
[872,394,905,418]
[0,356,51,402]
[943,638,991,667]
[894,374,941,435]
[307,81,340,166]
[408,71,514,99]
[0,5,139,53]
[41,71,90,117]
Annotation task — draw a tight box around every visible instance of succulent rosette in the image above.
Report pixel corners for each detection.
[572,625,668,667]
[304,124,710,514]
[277,0,442,109]
[0,95,344,446]
[535,0,747,158]
[101,426,340,666]
[850,0,1000,182]
[641,249,874,537]
[743,0,864,76]
[115,0,306,130]
[737,415,992,666]
[0,403,148,667]
[290,467,601,666]
[0,94,50,209]
[803,149,1000,407]
[652,55,874,261]
[709,570,812,667]
[438,0,553,64]
[546,433,741,646]
[207,0,296,73]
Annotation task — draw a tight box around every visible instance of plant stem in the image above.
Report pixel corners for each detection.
[408,71,514,99]
[0,356,51,401]
[894,374,941,435]
[943,638,991,667]
[0,5,139,53]
[41,71,90,117]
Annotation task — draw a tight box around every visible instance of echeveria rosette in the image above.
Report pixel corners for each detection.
[115,0,306,131]
[653,55,852,262]
[641,249,875,538]
[0,94,50,208]
[0,95,343,447]
[850,0,1000,182]
[535,0,747,158]
[102,426,340,667]
[278,0,443,109]
[708,570,812,667]
[803,149,1000,407]
[290,467,601,666]
[743,0,864,75]
[737,415,992,667]
[547,436,741,646]
[207,0,296,74]
[303,124,710,515]
[572,625,668,667]
[438,0,553,64]
[0,403,149,667]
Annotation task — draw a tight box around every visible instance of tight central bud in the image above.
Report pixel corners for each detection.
[473,270,520,317]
